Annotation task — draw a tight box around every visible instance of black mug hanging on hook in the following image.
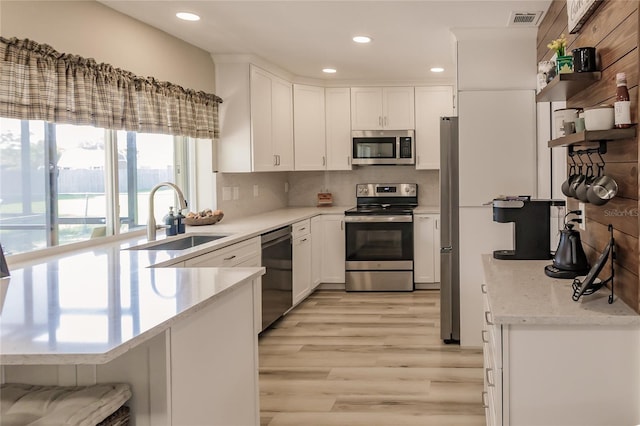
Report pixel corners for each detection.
[575,153,597,202]
[561,154,580,198]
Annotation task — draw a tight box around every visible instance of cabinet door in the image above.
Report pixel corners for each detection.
[415,86,454,169]
[321,215,345,283]
[350,87,383,130]
[383,87,415,130]
[414,214,437,283]
[272,76,294,171]
[250,66,275,171]
[294,84,326,170]
[434,215,441,282]
[310,216,323,289]
[293,234,312,305]
[325,88,352,170]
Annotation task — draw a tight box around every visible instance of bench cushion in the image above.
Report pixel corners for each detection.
[0,383,131,426]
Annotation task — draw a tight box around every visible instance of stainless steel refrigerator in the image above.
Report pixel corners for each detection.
[440,116,460,343]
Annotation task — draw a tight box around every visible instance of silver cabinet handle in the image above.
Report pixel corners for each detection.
[340,220,344,231]
[486,368,495,387]
[223,255,237,261]
[277,155,281,166]
[484,311,494,326]
[322,156,326,166]
[378,116,382,126]
[299,227,306,231]
[481,391,489,409]
[481,329,489,344]
[301,238,308,242]
[435,218,439,230]
[384,116,388,126]
[273,154,278,166]
[481,284,488,294]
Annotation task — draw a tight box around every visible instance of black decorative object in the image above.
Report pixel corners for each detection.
[0,243,9,278]
[571,224,615,303]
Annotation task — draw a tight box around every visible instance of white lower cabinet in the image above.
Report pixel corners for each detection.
[293,232,312,306]
[184,237,262,333]
[482,285,640,426]
[319,214,345,283]
[413,214,440,283]
[310,216,323,289]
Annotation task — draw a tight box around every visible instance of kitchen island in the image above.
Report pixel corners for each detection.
[1,206,355,425]
[1,242,266,425]
[481,254,640,426]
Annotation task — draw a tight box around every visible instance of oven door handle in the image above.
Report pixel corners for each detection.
[344,216,413,223]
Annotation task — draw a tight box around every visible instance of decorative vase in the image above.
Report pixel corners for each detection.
[556,55,573,74]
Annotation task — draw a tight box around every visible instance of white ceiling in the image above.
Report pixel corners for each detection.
[100,0,552,85]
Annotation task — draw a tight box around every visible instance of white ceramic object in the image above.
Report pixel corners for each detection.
[553,108,580,137]
[584,105,614,131]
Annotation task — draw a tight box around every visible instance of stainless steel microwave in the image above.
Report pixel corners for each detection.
[351,130,415,165]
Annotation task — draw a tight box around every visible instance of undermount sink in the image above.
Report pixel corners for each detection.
[128,234,229,251]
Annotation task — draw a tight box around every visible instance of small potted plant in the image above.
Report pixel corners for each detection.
[548,34,572,74]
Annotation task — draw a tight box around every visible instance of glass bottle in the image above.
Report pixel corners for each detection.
[164,207,177,236]
[614,72,631,128]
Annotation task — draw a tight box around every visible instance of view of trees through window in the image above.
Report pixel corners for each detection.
[0,118,184,256]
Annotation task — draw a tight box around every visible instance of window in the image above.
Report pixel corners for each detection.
[0,118,189,256]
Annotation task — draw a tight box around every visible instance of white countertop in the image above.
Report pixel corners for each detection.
[0,206,351,365]
[413,206,440,214]
[482,254,640,326]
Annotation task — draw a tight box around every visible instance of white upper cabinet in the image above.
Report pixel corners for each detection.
[252,66,294,171]
[414,86,454,170]
[350,87,414,130]
[325,88,352,170]
[214,62,293,172]
[294,84,326,171]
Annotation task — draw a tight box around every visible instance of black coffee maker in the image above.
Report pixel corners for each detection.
[492,196,565,260]
[545,212,590,279]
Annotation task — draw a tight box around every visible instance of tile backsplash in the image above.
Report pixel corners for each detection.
[216,167,439,219]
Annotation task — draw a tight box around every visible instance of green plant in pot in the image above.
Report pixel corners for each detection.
[548,34,572,74]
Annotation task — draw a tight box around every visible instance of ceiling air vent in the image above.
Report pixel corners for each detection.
[508,11,543,26]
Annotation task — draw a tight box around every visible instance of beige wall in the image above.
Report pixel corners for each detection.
[0,0,215,92]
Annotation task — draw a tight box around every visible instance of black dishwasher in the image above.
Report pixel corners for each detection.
[260,226,292,332]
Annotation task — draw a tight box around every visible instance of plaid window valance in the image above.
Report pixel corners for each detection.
[0,37,222,139]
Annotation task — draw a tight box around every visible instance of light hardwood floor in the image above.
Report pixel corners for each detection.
[258,290,485,426]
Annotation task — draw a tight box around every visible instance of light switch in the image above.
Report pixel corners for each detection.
[222,187,232,201]
[233,186,240,200]
[253,185,259,197]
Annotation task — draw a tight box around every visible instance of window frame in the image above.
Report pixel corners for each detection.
[2,120,192,264]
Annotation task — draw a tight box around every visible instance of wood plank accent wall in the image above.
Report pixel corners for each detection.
[538,0,640,314]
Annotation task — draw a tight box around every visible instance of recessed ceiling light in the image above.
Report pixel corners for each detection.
[352,36,372,44]
[430,67,445,73]
[322,68,337,74]
[176,12,200,21]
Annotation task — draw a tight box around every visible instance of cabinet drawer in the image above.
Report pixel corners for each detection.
[292,219,311,239]
[185,237,260,267]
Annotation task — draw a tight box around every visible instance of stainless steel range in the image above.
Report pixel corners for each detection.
[344,183,417,291]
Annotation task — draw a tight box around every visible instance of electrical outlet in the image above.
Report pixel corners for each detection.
[578,202,586,230]
[233,186,240,200]
[284,182,289,193]
[222,187,232,201]
[253,184,259,197]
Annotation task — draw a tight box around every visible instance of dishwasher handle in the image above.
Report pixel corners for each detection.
[261,226,292,247]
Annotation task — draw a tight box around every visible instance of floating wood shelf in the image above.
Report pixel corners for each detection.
[536,72,602,102]
[548,127,637,149]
